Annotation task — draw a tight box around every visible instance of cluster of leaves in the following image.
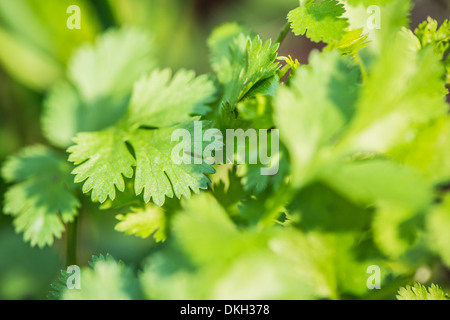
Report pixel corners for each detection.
[2,0,450,299]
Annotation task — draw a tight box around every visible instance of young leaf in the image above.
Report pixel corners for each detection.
[324,28,369,58]
[2,145,80,248]
[208,26,280,110]
[415,17,450,55]
[414,17,450,84]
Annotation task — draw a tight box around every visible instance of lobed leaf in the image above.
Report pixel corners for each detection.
[288,0,349,43]
[2,145,80,247]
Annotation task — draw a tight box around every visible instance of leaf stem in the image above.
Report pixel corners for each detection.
[66,215,78,266]
[355,53,368,82]
[276,22,291,46]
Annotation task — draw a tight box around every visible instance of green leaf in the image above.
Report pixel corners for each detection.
[325,28,369,58]
[274,50,360,187]
[322,160,432,209]
[288,182,369,232]
[115,204,167,242]
[340,0,411,53]
[321,159,433,257]
[338,31,448,154]
[88,253,120,268]
[427,194,450,267]
[288,0,349,43]
[397,283,450,300]
[68,27,156,102]
[273,230,384,299]
[207,22,250,70]
[415,17,450,56]
[236,142,290,195]
[236,94,275,130]
[48,269,71,300]
[69,121,214,207]
[125,69,215,129]
[140,192,388,299]
[414,17,450,85]
[62,254,142,300]
[0,27,62,91]
[208,28,280,110]
[389,117,450,185]
[2,145,80,248]
[141,193,319,299]
[209,164,248,211]
[69,128,135,204]
[68,69,216,206]
[42,28,156,148]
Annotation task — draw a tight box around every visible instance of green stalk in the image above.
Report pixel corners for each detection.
[66,216,78,266]
[276,22,291,46]
[355,53,368,83]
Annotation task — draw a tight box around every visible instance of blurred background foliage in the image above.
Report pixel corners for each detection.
[0,0,449,300]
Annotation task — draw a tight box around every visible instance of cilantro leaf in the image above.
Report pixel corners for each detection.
[397,283,450,300]
[68,69,216,206]
[141,193,383,299]
[288,182,370,232]
[324,28,369,58]
[115,204,167,242]
[274,50,360,187]
[42,28,156,148]
[389,117,450,185]
[48,269,71,300]
[322,159,433,257]
[208,25,280,110]
[414,17,450,84]
[338,31,448,154]
[61,254,142,300]
[288,0,349,43]
[415,17,450,55]
[68,128,135,203]
[141,193,319,299]
[427,194,450,267]
[126,69,215,129]
[2,145,80,248]
[207,22,250,70]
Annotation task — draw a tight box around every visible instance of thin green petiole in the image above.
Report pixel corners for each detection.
[276,22,291,46]
[66,215,78,266]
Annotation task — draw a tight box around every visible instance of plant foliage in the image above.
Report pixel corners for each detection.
[2,0,450,300]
